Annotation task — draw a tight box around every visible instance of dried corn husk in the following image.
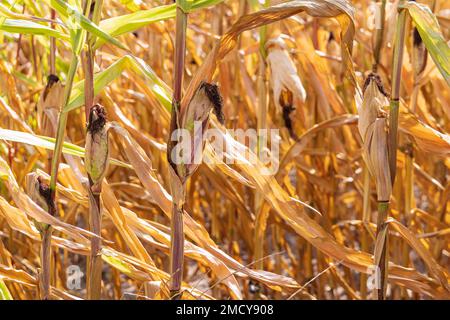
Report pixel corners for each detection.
[266,37,307,109]
[25,173,54,232]
[37,75,64,137]
[266,37,306,138]
[85,105,110,193]
[369,118,392,201]
[358,73,388,141]
[169,81,224,184]
[358,73,391,201]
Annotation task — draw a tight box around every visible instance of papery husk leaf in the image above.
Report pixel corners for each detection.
[266,37,306,109]
[368,118,391,202]
[357,75,391,201]
[37,75,64,138]
[357,75,388,148]
[172,82,224,181]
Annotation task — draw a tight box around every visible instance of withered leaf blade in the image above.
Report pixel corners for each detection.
[399,109,450,156]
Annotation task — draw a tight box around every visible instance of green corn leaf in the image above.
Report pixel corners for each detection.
[0,280,12,300]
[0,3,18,18]
[67,55,171,112]
[97,0,224,47]
[404,1,450,86]
[0,2,46,22]
[178,0,195,13]
[49,0,129,51]
[98,4,174,42]
[119,0,141,12]
[0,19,68,40]
[102,249,150,281]
[0,128,131,169]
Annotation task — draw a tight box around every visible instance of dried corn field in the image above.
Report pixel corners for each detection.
[0,0,449,301]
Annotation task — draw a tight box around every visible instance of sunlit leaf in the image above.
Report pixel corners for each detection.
[98,0,225,47]
[0,281,12,300]
[0,19,68,40]
[404,1,450,85]
[49,0,128,51]
[0,128,130,168]
[67,55,171,112]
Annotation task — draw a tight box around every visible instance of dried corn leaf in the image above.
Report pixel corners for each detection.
[110,122,300,290]
[0,157,94,244]
[399,108,450,155]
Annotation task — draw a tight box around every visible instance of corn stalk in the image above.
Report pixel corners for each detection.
[167,0,188,300]
[45,1,86,300]
[372,0,386,72]
[38,223,52,299]
[36,51,78,301]
[37,6,57,301]
[358,73,392,300]
[363,0,387,300]
[379,0,408,300]
[254,0,269,276]
[388,1,407,184]
[360,166,371,299]
[400,0,432,298]
[82,0,104,300]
